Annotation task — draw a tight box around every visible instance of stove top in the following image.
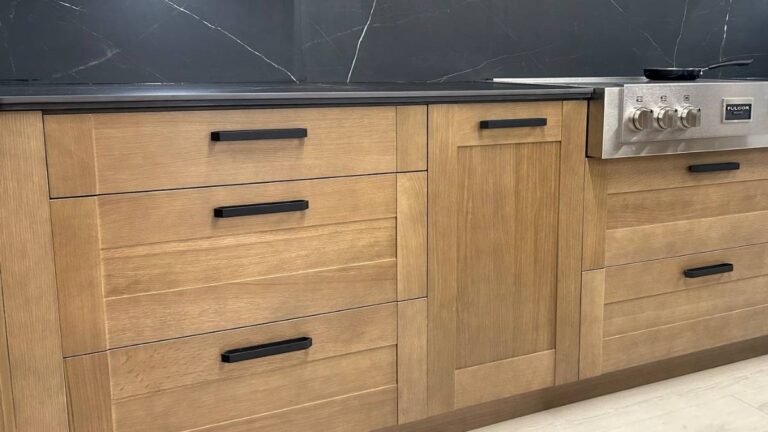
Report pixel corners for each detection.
[494,76,768,88]
[495,77,768,159]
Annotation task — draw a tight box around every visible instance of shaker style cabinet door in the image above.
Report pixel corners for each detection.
[427,101,587,414]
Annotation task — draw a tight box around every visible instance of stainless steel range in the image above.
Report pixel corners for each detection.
[494,77,768,159]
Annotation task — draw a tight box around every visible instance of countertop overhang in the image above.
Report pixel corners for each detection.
[0,82,594,111]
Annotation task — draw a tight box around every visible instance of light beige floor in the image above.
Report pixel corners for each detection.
[472,355,768,432]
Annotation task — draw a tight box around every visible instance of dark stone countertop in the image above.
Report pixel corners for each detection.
[0,81,593,111]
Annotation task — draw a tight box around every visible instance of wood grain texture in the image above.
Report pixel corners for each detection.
[44,114,97,197]
[604,275,768,338]
[604,148,768,194]
[448,102,562,147]
[113,346,396,432]
[554,100,586,385]
[102,217,394,296]
[454,350,555,409]
[582,159,607,270]
[427,104,458,415]
[396,105,427,171]
[455,141,559,368]
[95,174,396,249]
[427,101,583,415]
[379,336,768,432]
[66,306,398,432]
[604,243,768,304]
[193,386,397,432]
[52,176,398,348]
[579,270,605,379]
[65,353,113,432]
[45,107,397,197]
[398,299,428,423]
[586,97,605,158]
[50,198,107,357]
[107,260,396,348]
[397,172,427,300]
[605,210,768,265]
[607,178,768,230]
[0,275,16,432]
[0,112,69,431]
[107,304,396,399]
[602,304,768,373]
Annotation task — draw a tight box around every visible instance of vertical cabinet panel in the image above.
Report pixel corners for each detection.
[455,142,560,369]
[398,299,428,423]
[0,112,69,431]
[396,106,428,172]
[0,275,16,431]
[427,102,587,414]
[397,173,428,300]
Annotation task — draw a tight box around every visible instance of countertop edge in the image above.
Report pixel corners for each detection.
[0,88,594,112]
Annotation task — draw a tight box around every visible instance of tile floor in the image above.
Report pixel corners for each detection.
[473,355,768,431]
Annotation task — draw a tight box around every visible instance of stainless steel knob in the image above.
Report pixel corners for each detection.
[679,106,702,128]
[631,107,654,131]
[655,106,678,129]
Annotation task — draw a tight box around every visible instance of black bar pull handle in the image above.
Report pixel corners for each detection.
[221,337,312,363]
[214,199,309,218]
[211,128,308,142]
[683,263,734,279]
[688,162,740,173]
[479,118,548,129]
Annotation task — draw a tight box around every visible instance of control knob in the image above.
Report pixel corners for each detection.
[679,106,702,128]
[655,106,677,129]
[630,107,654,131]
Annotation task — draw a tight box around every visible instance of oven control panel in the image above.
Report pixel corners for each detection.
[620,82,768,143]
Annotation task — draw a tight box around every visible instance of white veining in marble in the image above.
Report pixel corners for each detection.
[2,0,765,83]
[427,45,555,83]
[720,0,734,61]
[161,0,299,83]
[473,355,768,432]
[51,0,84,12]
[672,0,689,66]
[346,0,377,83]
[607,0,674,65]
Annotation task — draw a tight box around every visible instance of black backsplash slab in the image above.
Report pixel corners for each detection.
[0,0,765,83]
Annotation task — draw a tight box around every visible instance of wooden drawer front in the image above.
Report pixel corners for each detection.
[438,101,562,147]
[592,245,768,374]
[65,305,398,432]
[45,106,397,197]
[52,175,398,355]
[604,148,768,194]
[605,178,768,265]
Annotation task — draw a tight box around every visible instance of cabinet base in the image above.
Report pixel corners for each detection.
[381,335,768,432]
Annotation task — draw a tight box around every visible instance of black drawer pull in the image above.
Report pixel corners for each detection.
[221,337,312,363]
[213,200,309,218]
[683,263,734,278]
[479,118,548,129]
[688,162,740,173]
[211,128,308,142]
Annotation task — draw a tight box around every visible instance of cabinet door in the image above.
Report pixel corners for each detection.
[427,101,587,414]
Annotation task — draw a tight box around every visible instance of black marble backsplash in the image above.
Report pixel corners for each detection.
[0,0,766,84]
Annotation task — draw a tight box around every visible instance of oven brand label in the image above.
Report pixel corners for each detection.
[724,103,752,121]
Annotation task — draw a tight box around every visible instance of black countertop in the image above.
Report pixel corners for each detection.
[0,82,593,111]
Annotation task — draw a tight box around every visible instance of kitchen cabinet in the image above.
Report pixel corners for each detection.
[427,101,588,414]
[8,90,764,431]
[580,149,768,379]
